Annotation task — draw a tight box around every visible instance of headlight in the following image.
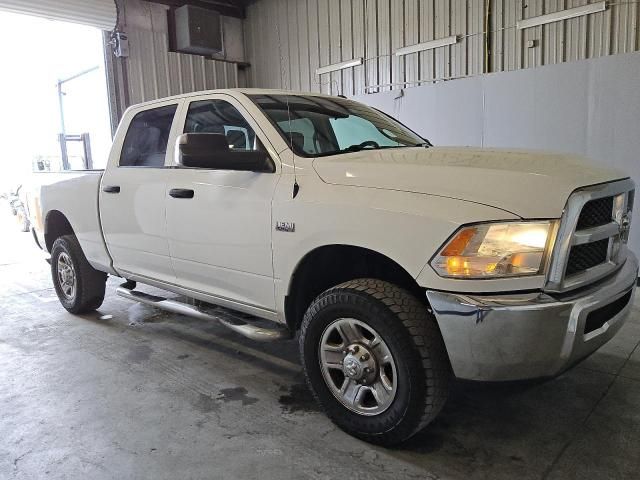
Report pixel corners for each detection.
[431,221,555,278]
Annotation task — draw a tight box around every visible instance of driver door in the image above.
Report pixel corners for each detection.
[164,94,280,314]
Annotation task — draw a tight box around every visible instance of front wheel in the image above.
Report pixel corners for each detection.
[51,235,107,314]
[299,278,451,446]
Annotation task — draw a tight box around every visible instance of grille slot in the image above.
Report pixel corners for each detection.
[584,290,632,335]
[566,238,609,276]
[576,196,613,230]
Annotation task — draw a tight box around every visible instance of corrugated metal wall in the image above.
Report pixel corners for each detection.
[114,0,241,109]
[491,0,640,72]
[125,27,240,105]
[244,0,640,95]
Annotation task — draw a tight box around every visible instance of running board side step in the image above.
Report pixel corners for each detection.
[116,286,290,342]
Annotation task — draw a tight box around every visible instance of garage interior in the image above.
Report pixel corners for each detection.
[1,0,639,478]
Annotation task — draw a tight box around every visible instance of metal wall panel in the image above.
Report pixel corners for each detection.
[124,26,239,106]
[288,0,301,90]
[404,0,419,86]
[467,0,484,77]
[308,0,322,92]
[329,0,342,93]
[391,0,405,88]
[297,0,311,91]
[365,0,380,91]
[318,0,331,93]
[419,0,436,81]
[245,0,640,94]
[119,0,240,107]
[377,0,392,91]
[341,1,354,96]
[352,0,366,93]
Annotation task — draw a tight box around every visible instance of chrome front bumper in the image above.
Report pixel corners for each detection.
[426,253,638,381]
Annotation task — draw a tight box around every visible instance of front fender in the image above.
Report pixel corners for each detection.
[271,176,523,316]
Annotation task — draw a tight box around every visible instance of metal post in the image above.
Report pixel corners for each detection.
[55,66,99,170]
[58,133,69,171]
[57,80,66,137]
[57,81,70,170]
[81,133,93,169]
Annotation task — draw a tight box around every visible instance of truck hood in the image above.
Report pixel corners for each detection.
[312,147,627,218]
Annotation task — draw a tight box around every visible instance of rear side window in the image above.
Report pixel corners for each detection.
[120,104,177,167]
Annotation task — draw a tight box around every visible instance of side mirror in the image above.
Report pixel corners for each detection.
[175,133,274,172]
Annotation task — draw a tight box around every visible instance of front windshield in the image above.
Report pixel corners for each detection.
[249,94,427,158]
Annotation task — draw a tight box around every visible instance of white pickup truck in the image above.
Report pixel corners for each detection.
[33,89,637,445]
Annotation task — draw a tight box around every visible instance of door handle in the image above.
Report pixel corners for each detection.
[103,185,120,193]
[169,188,195,199]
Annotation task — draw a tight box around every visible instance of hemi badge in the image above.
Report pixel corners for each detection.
[276,221,295,233]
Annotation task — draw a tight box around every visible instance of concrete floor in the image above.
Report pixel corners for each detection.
[1,207,640,480]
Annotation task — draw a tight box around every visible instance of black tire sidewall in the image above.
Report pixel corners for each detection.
[301,290,429,442]
[51,238,80,311]
[51,236,105,313]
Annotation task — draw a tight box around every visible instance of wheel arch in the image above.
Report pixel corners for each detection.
[44,210,75,252]
[284,244,426,331]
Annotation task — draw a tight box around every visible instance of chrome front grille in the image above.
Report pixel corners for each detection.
[546,179,635,293]
[576,196,614,229]
[566,238,609,276]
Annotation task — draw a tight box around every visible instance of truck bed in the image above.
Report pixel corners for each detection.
[32,170,115,275]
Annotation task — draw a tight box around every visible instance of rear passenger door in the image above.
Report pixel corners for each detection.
[100,101,181,283]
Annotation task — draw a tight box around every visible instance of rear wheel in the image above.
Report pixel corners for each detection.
[51,235,107,313]
[299,278,451,445]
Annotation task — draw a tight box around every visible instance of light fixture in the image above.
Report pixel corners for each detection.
[315,58,363,75]
[395,35,458,57]
[430,221,555,278]
[517,1,606,30]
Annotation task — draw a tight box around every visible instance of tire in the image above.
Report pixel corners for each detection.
[51,235,107,314]
[299,278,451,446]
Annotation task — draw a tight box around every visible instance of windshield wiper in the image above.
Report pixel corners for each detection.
[342,142,382,153]
[340,141,431,154]
[343,145,375,153]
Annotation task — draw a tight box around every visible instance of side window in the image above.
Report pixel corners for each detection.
[120,104,177,167]
[276,117,320,155]
[184,100,258,151]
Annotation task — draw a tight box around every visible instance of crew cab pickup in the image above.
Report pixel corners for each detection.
[33,89,637,445]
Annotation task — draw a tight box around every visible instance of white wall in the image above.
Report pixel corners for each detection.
[355,51,640,257]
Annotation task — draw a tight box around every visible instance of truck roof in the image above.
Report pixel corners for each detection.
[128,88,341,110]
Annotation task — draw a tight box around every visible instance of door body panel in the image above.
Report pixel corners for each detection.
[100,167,175,281]
[165,94,281,311]
[99,99,183,283]
[166,169,279,309]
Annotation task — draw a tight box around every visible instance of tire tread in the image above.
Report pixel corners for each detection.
[299,278,450,445]
[51,235,106,313]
